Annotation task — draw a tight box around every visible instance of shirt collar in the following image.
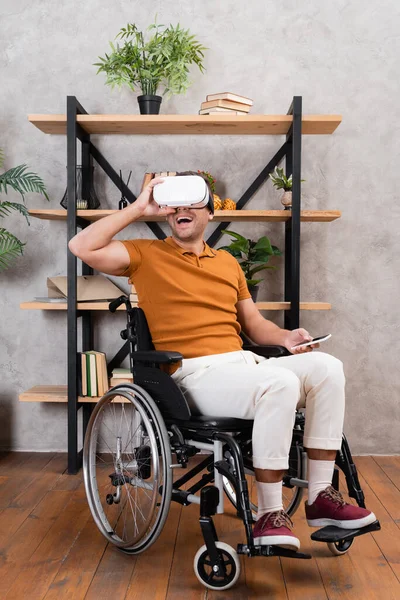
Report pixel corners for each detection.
[164,236,217,258]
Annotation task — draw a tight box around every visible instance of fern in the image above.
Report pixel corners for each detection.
[0,149,48,270]
[0,228,25,271]
[0,200,30,224]
[0,165,49,200]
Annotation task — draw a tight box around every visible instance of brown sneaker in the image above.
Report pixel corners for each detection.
[305,486,376,529]
[253,510,300,550]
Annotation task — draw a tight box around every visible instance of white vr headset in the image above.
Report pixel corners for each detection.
[153,175,210,208]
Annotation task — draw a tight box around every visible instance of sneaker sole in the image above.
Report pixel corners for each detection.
[253,534,300,550]
[307,512,376,529]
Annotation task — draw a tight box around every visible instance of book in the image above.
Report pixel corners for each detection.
[205,92,253,106]
[112,368,133,379]
[140,172,177,193]
[91,351,109,396]
[77,353,83,396]
[140,172,154,192]
[86,352,97,397]
[81,353,87,396]
[110,376,133,386]
[200,99,251,113]
[198,109,248,115]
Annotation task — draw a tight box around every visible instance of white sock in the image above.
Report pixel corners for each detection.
[307,459,335,505]
[256,481,283,519]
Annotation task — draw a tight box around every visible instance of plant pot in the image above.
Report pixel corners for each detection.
[249,286,259,302]
[281,190,292,208]
[137,95,162,115]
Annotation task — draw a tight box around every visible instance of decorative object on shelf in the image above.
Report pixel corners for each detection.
[60,166,100,210]
[199,92,253,115]
[269,167,305,209]
[197,170,216,193]
[119,169,132,209]
[94,20,207,114]
[213,194,222,210]
[219,229,282,301]
[222,198,236,210]
[0,148,48,271]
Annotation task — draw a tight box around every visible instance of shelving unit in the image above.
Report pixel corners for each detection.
[22,96,341,472]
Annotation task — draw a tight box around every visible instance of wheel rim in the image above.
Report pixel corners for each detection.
[329,538,354,554]
[197,548,237,588]
[83,386,172,550]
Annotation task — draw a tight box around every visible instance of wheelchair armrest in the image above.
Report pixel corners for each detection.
[133,350,183,365]
[243,344,290,358]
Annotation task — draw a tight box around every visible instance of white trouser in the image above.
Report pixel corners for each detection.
[172,350,346,470]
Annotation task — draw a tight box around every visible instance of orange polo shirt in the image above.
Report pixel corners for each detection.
[120,237,251,359]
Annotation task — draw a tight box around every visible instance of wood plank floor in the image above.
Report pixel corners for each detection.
[0,453,399,599]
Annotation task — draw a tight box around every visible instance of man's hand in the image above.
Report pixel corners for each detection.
[284,328,320,354]
[134,177,176,218]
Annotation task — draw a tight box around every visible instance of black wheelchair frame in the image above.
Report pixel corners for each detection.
[83,295,380,590]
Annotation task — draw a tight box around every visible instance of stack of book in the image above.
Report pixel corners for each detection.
[109,368,134,387]
[198,92,253,115]
[130,284,138,305]
[77,351,109,397]
[140,171,176,193]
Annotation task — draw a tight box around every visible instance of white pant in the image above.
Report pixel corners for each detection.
[172,350,346,470]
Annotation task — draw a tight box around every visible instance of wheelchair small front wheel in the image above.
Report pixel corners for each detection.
[194,542,240,591]
[83,384,172,554]
[327,538,354,555]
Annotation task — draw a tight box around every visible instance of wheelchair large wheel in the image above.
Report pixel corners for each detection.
[223,441,304,518]
[83,384,172,553]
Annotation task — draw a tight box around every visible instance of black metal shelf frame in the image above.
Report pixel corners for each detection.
[66,95,303,473]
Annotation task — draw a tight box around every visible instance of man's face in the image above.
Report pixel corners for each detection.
[166,201,213,242]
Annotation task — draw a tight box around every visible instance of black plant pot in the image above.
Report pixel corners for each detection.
[249,286,259,302]
[137,95,162,115]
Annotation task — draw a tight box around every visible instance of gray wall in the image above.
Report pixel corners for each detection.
[1,1,399,453]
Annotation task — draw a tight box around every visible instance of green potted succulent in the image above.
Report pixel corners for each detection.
[95,21,207,114]
[0,149,48,270]
[269,167,305,208]
[219,229,282,301]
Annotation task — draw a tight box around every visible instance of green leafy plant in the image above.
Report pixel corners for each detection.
[219,229,282,287]
[0,150,48,271]
[197,170,216,193]
[269,167,305,191]
[95,20,207,96]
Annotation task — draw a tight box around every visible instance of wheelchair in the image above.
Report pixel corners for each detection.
[83,295,380,591]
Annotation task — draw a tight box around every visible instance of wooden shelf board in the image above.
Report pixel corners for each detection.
[19,385,129,403]
[28,209,341,223]
[21,300,331,311]
[28,114,342,135]
[20,301,131,310]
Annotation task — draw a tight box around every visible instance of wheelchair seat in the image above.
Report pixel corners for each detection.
[173,414,253,431]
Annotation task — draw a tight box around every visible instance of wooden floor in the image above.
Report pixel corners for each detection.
[0,453,399,599]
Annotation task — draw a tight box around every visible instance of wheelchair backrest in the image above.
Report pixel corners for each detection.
[129,307,191,421]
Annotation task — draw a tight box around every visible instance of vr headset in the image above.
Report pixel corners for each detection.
[153,175,214,212]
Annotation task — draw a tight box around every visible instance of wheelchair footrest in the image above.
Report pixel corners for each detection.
[311,520,381,543]
[237,544,311,559]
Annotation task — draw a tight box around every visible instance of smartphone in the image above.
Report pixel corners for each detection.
[291,334,332,350]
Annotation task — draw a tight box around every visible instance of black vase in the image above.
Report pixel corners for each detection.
[60,166,100,210]
[137,94,162,115]
[249,286,259,302]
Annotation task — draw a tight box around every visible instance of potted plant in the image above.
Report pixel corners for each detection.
[219,229,282,301]
[269,167,305,208]
[0,149,48,270]
[95,21,207,114]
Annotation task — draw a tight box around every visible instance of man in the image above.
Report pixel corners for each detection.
[69,171,375,550]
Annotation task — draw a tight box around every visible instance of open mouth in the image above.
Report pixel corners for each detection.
[176,215,193,225]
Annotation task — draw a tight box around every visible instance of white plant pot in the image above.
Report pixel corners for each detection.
[281,190,292,208]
